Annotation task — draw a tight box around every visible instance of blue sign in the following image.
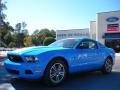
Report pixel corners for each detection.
[106,17,119,22]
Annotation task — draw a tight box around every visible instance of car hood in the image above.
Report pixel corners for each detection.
[8,46,69,55]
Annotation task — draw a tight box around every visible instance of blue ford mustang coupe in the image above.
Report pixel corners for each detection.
[4,38,115,86]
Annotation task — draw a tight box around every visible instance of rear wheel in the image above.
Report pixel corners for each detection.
[101,58,113,74]
[43,59,67,86]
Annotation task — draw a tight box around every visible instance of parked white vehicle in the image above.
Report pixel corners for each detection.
[0,48,15,59]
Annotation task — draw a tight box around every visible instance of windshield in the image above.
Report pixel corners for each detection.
[48,38,80,48]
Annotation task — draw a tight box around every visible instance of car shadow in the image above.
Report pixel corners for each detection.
[10,71,120,90]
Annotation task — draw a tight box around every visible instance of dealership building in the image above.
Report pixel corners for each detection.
[56,28,90,40]
[56,10,120,52]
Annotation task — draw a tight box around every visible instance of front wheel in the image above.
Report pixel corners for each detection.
[101,58,113,74]
[43,59,67,86]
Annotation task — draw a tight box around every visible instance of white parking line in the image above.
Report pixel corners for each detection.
[0,62,4,66]
[0,83,15,90]
[116,53,120,56]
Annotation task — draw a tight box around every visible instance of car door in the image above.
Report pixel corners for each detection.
[75,40,100,71]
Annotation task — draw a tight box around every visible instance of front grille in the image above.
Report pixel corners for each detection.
[6,68,19,75]
[7,54,23,63]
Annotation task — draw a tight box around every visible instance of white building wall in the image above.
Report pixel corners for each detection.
[97,10,120,44]
[56,29,90,40]
[90,21,96,40]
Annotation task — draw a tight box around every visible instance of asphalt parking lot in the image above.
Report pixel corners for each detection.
[0,55,120,90]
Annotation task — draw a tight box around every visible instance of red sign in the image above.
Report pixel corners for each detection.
[107,24,119,32]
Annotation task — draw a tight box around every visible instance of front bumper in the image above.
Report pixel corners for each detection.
[4,59,44,79]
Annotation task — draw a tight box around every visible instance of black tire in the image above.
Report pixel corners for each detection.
[101,58,113,74]
[43,59,67,86]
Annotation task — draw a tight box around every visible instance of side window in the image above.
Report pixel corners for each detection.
[79,40,97,49]
[79,41,89,49]
[89,41,97,49]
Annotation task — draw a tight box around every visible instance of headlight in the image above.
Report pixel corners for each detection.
[25,56,38,62]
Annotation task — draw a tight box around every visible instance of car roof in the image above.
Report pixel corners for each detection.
[60,38,95,41]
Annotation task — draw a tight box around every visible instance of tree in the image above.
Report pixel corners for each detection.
[32,36,41,46]
[24,36,32,47]
[0,1,29,48]
[31,28,56,46]
[38,28,56,45]
[8,42,16,48]
[0,22,14,47]
[32,29,39,35]
[39,28,53,37]
[43,37,56,46]
[0,0,7,25]
[3,32,13,45]
[50,30,56,38]
[15,23,21,33]
[13,22,28,47]
[22,22,27,30]
[21,22,28,34]
[0,0,8,47]
[15,22,28,34]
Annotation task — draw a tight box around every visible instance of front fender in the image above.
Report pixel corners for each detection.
[37,50,70,73]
